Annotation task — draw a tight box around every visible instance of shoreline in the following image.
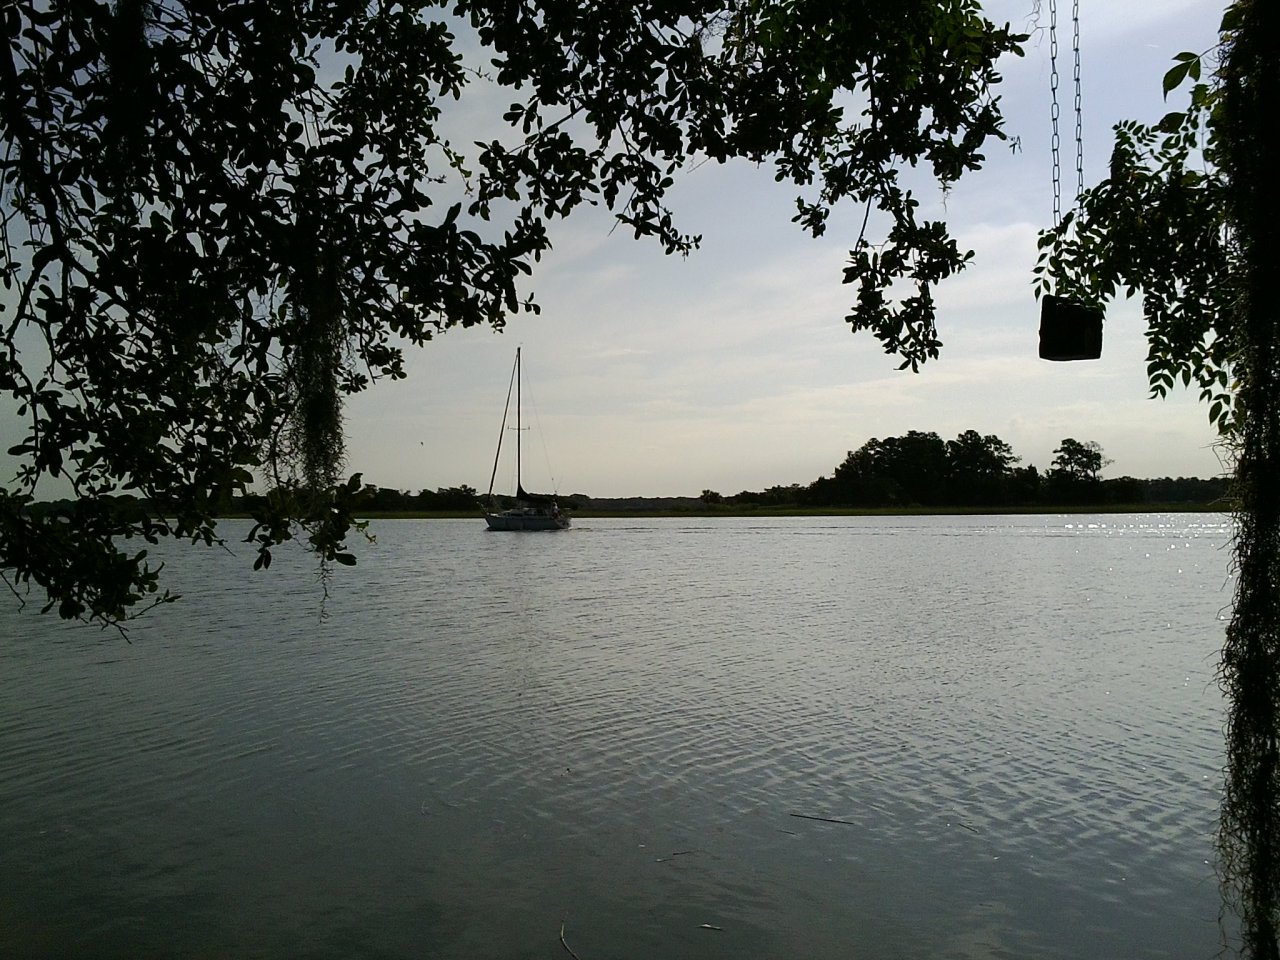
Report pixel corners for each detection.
[336,502,1232,520]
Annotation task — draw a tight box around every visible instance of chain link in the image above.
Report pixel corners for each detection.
[1049,0,1084,226]
[1049,0,1061,225]
[1073,0,1083,209]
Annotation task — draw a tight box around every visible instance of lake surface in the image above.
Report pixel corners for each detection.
[0,514,1237,959]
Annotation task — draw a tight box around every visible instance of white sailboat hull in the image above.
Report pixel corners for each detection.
[484,508,570,531]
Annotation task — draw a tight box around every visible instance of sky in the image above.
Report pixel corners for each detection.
[2,1,1231,502]
[341,0,1230,499]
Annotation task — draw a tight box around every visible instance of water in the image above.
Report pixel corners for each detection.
[0,514,1235,959]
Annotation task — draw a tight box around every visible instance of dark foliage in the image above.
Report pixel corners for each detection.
[720,430,1228,510]
[1212,3,1280,956]
[2,0,1022,623]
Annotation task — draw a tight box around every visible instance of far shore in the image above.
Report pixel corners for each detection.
[336,502,1232,521]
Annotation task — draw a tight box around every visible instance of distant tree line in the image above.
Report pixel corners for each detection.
[20,483,485,522]
[173,482,483,516]
[21,436,1226,521]
[325,484,480,513]
[703,431,1230,509]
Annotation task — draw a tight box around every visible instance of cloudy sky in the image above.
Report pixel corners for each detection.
[1,1,1230,502]
[340,0,1229,499]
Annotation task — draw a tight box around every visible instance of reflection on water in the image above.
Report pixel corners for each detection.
[1,515,1234,958]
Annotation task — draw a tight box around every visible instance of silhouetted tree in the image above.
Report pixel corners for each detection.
[1049,438,1111,482]
[1008,464,1043,504]
[834,430,949,505]
[1045,439,1110,506]
[946,429,1019,504]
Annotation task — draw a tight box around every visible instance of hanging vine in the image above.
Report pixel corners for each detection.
[1215,2,1280,955]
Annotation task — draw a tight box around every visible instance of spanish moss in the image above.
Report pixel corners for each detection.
[1216,2,1280,956]
[286,275,345,499]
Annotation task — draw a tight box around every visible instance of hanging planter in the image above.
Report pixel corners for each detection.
[1037,0,1102,362]
[1039,294,1103,361]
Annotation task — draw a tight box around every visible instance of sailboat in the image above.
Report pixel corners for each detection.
[484,347,570,531]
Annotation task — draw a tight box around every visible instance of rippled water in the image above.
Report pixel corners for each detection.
[1,514,1235,959]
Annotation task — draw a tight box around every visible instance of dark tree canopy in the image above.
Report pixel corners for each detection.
[834,429,950,506]
[946,428,1019,503]
[808,430,1128,509]
[1049,437,1109,483]
[1,0,1023,623]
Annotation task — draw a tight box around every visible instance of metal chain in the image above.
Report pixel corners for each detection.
[1049,0,1061,225]
[1073,0,1083,209]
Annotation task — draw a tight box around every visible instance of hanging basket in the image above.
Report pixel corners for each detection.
[1039,294,1103,361]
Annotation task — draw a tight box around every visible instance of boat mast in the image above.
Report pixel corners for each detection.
[516,347,522,497]
[486,350,519,503]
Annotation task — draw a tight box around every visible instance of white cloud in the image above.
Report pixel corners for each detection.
[332,0,1230,497]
